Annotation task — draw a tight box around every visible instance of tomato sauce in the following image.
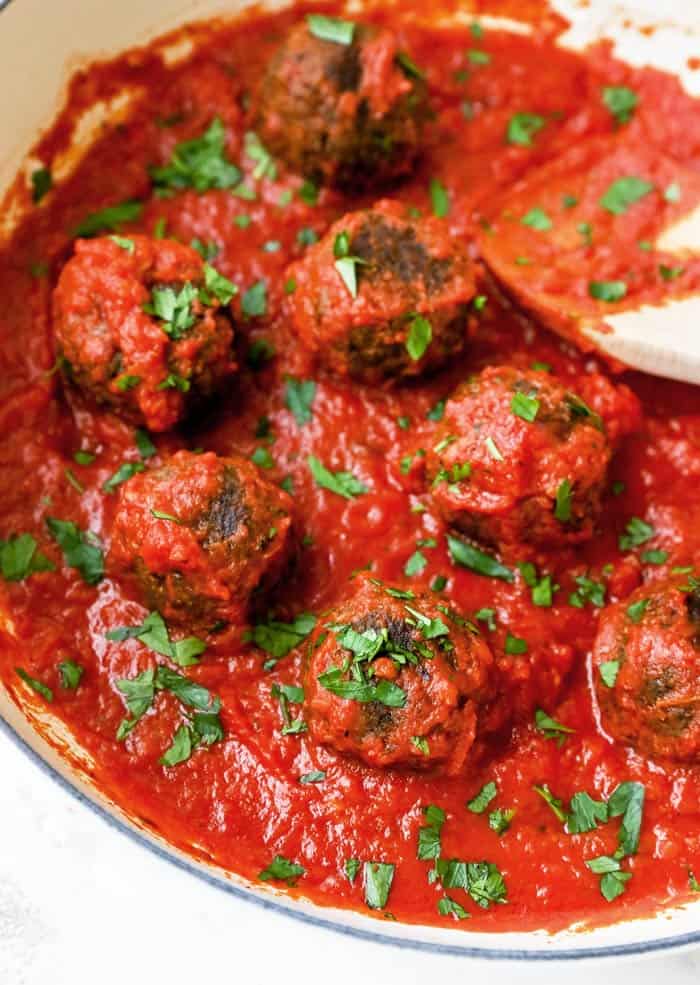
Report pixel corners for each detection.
[2,1,700,934]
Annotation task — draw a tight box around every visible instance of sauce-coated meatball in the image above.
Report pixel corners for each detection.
[426,365,614,556]
[109,450,294,629]
[304,577,493,772]
[53,235,236,432]
[593,576,700,763]
[255,19,429,190]
[287,199,475,383]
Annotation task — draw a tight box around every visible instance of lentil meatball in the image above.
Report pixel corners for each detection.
[255,19,429,190]
[109,450,294,629]
[304,577,493,772]
[593,576,700,763]
[426,365,613,555]
[287,199,476,383]
[53,235,236,432]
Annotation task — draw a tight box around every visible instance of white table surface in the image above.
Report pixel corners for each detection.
[1,733,699,985]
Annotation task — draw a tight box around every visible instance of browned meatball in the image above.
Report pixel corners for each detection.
[425,366,627,556]
[53,235,237,432]
[286,199,475,383]
[255,18,429,190]
[304,576,493,772]
[109,450,294,629]
[593,576,700,763]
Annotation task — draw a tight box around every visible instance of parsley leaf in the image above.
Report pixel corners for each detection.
[521,207,552,231]
[507,113,545,147]
[259,855,306,886]
[447,535,514,582]
[429,178,450,218]
[160,723,194,766]
[107,611,205,667]
[599,659,620,688]
[31,167,53,203]
[535,708,574,745]
[435,859,507,908]
[247,612,316,669]
[600,176,653,215]
[58,659,83,690]
[438,896,470,920]
[511,391,540,422]
[242,280,267,318]
[16,668,53,702]
[417,804,446,860]
[619,517,654,551]
[406,314,433,361]
[0,533,54,581]
[363,861,395,910]
[150,118,241,193]
[308,456,368,499]
[285,378,316,426]
[306,13,355,44]
[567,792,608,834]
[467,781,497,814]
[46,518,104,585]
[589,280,627,302]
[74,200,143,237]
[102,461,145,493]
[602,86,638,124]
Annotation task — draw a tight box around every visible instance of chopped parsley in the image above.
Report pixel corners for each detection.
[58,659,84,690]
[243,130,276,181]
[626,598,649,623]
[241,280,267,318]
[0,533,54,581]
[589,280,627,302]
[599,659,620,688]
[259,855,306,886]
[271,682,306,736]
[285,377,316,426]
[447,535,514,582]
[106,610,205,667]
[534,783,567,824]
[467,781,497,815]
[406,314,432,361]
[16,668,53,702]
[299,770,326,784]
[247,612,316,669]
[46,518,104,585]
[438,896,470,920]
[31,167,53,203]
[435,859,507,909]
[417,804,446,860]
[599,176,653,215]
[363,862,395,910]
[511,391,540,422]
[489,808,515,836]
[569,574,606,609]
[74,200,143,237]
[429,178,450,218]
[306,13,355,45]
[554,479,573,523]
[308,456,367,499]
[404,550,427,577]
[521,207,552,231]
[150,118,241,193]
[664,182,681,204]
[507,112,545,147]
[535,709,574,746]
[102,461,145,493]
[602,86,638,124]
[619,516,654,551]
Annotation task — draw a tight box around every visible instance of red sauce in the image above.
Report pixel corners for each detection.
[2,2,700,934]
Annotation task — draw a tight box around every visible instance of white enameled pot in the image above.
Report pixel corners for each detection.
[1,0,699,961]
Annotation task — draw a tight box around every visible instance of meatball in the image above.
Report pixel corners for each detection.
[593,576,700,763]
[53,235,236,432]
[287,200,475,383]
[255,19,429,190]
[109,450,294,629]
[426,365,613,555]
[304,577,493,772]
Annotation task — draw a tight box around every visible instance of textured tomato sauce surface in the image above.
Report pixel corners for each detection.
[2,1,700,934]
